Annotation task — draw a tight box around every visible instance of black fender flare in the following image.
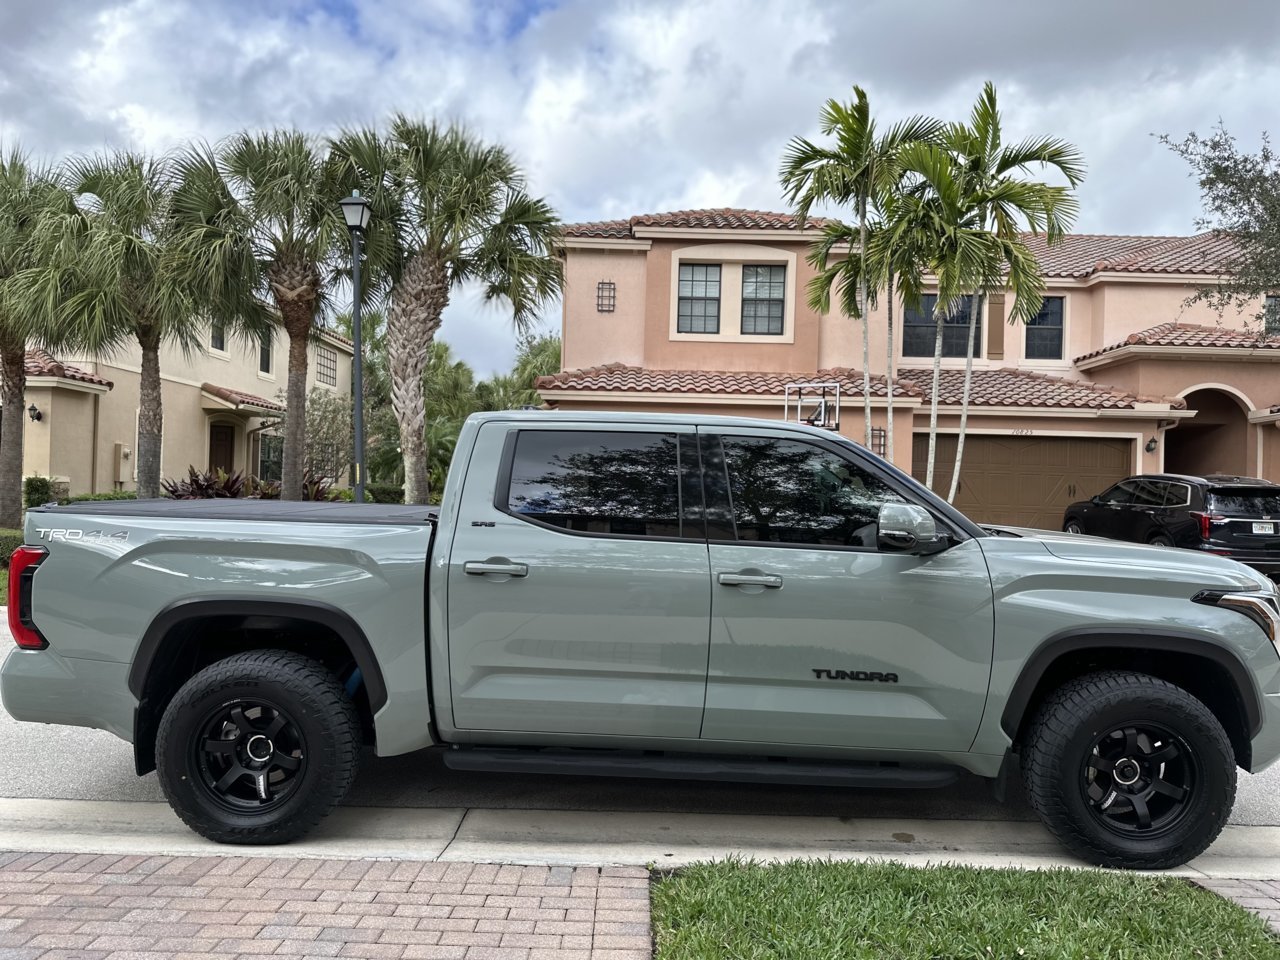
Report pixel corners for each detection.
[129,597,388,712]
[999,628,1263,740]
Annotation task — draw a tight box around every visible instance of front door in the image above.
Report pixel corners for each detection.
[445,421,711,740]
[209,424,235,474]
[698,428,994,753]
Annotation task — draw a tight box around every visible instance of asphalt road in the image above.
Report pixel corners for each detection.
[4,707,1280,826]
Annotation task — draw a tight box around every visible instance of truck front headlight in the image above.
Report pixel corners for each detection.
[1194,589,1280,648]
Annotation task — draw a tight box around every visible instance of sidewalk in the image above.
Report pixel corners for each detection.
[0,851,651,960]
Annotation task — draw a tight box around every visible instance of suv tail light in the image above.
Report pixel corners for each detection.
[1190,511,1225,540]
[8,546,48,649]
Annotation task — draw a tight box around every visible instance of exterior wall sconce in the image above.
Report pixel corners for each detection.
[27,404,42,423]
[1145,437,1158,453]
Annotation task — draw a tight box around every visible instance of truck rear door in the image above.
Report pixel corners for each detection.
[444,421,710,740]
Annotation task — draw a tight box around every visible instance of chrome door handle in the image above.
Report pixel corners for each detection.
[718,572,783,588]
[464,560,529,577]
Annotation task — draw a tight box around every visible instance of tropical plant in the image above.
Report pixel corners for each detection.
[0,150,69,525]
[12,151,203,499]
[331,118,563,503]
[162,466,247,499]
[171,130,343,499]
[781,87,943,451]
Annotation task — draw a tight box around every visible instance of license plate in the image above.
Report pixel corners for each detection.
[1253,522,1275,534]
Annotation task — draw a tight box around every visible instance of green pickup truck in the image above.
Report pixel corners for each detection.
[4,411,1280,869]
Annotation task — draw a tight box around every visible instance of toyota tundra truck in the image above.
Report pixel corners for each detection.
[5,410,1280,869]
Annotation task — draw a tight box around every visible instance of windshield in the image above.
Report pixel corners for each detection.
[1207,487,1280,516]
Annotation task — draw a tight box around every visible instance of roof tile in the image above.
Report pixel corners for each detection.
[562,208,831,238]
[1074,322,1280,363]
[878,367,1183,410]
[536,364,919,399]
[201,382,285,412]
[24,350,113,388]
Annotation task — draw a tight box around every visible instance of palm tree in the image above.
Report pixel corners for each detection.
[171,131,342,499]
[937,83,1083,501]
[780,87,942,448]
[0,149,67,526]
[11,151,200,499]
[331,118,562,503]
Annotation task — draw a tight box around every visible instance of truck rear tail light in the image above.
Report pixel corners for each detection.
[1191,511,1225,540]
[8,546,48,650]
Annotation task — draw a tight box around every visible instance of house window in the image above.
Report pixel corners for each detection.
[596,281,616,313]
[316,346,337,386]
[210,320,226,352]
[1266,295,1280,337]
[1026,296,1065,360]
[677,263,721,334]
[902,295,979,358]
[741,265,785,335]
[259,329,273,375]
[258,435,283,481]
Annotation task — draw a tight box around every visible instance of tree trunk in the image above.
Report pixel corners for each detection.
[136,328,164,499]
[858,200,872,446]
[281,327,310,500]
[0,337,26,527]
[947,293,983,503]
[885,270,895,465]
[924,309,946,490]
[387,251,449,505]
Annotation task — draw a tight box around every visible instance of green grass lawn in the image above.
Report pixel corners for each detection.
[651,859,1279,959]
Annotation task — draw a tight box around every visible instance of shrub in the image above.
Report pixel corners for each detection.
[23,476,54,509]
[63,491,138,504]
[329,487,355,502]
[0,528,24,564]
[246,475,281,500]
[366,483,405,504]
[162,467,246,499]
[301,474,334,501]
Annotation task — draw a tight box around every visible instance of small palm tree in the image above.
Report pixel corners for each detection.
[171,130,342,499]
[781,87,942,450]
[0,149,67,525]
[11,151,201,499]
[331,118,562,503]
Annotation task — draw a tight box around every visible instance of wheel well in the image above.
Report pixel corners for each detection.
[133,612,377,774]
[1009,647,1254,771]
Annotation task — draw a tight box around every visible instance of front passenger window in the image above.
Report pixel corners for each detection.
[717,435,904,548]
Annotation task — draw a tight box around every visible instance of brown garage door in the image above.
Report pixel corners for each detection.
[911,433,1132,529]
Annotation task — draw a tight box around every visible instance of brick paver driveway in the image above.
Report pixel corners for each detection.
[0,852,651,959]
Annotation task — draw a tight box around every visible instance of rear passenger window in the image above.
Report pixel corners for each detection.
[1129,480,1166,507]
[505,430,688,538]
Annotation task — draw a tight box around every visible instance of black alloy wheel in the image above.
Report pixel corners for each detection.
[1082,722,1195,837]
[194,699,307,812]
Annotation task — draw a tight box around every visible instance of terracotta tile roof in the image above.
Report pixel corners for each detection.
[24,350,112,388]
[535,363,921,399]
[1074,322,1280,363]
[896,367,1184,410]
[562,208,832,238]
[201,382,285,413]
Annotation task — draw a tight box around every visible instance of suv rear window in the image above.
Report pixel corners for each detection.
[1206,487,1280,516]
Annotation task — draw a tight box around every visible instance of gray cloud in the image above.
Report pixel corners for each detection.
[1,0,1276,373]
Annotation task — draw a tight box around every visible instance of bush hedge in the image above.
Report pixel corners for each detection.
[23,476,54,509]
[366,483,405,504]
[63,491,138,504]
[0,528,23,565]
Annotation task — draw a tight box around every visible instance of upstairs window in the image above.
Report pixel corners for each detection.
[1266,295,1280,337]
[1026,296,1065,360]
[210,320,226,352]
[259,330,273,374]
[741,265,785,335]
[677,263,721,334]
[596,281,616,313]
[902,295,980,358]
[316,346,338,386]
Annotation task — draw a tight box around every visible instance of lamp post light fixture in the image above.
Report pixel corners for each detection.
[339,191,372,503]
[26,404,41,423]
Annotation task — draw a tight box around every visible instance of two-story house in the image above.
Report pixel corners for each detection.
[22,323,354,497]
[537,209,1280,527]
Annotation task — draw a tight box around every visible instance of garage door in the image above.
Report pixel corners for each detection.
[911,434,1132,529]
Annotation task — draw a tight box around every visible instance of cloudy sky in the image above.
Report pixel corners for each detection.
[3,0,1277,373]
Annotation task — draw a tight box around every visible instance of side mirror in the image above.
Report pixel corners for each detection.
[878,502,946,555]
[1090,495,1102,506]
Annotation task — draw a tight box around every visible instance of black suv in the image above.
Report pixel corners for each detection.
[1063,474,1280,579]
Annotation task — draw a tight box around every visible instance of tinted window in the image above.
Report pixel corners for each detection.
[1163,483,1191,507]
[1129,479,1166,507]
[1207,487,1280,516]
[1100,481,1137,505]
[506,430,685,538]
[1026,296,1064,360]
[718,435,904,548]
[903,295,980,358]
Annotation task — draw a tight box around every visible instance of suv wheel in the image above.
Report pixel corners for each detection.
[1064,519,1084,535]
[1021,670,1235,869]
[1148,534,1174,547]
[156,650,360,845]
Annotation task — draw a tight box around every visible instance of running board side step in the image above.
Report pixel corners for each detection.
[442,747,959,789]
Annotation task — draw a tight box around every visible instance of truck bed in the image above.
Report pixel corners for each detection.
[34,499,438,526]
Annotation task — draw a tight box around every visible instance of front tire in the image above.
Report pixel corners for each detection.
[1148,533,1174,547]
[156,650,360,845]
[1021,670,1235,869]
[1064,519,1084,535]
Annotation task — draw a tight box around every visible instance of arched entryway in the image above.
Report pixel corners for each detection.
[1165,387,1251,477]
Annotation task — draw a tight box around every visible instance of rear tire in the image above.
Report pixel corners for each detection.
[1148,534,1174,547]
[1021,670,1235,869]
[1064,519,1084,535]
[155,650,360,845]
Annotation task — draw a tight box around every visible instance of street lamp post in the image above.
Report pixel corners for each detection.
[339,191,372,503]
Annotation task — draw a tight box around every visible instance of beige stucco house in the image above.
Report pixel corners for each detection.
[22,324,353,496]
[539,209,1280,528]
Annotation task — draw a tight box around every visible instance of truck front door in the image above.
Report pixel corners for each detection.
[445,422,710,740]
[697,429,994,753]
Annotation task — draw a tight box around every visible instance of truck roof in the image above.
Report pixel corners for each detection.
[35,499,439,526]
[467,408,862,440]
